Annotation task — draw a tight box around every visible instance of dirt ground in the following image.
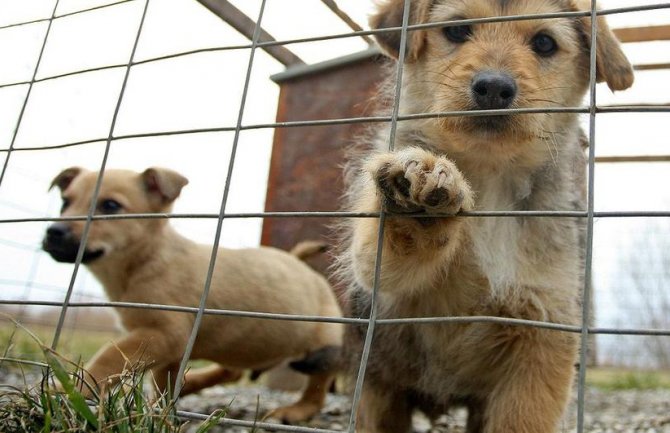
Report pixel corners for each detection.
[177,383,670,433]
[1,367,668,433]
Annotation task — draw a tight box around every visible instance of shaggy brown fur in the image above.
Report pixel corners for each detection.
[339,1,633,432]
[43,167,343,424]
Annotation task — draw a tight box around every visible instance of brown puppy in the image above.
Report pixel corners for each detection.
[340,1,633,432]
[43,167,342,424]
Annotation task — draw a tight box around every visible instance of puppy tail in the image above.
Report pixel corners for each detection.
[290,240,329,261]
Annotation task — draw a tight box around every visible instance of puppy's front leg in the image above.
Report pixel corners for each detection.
[82,329,183,397]
[151,362,180,398]
[350,147,474,293]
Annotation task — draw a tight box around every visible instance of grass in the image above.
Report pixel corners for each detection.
[0,321,214,372]
[0,321,119,366]
[4,318,669,430]
[0,320,231,433]
[587,367,670,390]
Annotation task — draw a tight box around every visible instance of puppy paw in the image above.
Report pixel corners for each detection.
[265,401,321,424]
[367,147,473,215]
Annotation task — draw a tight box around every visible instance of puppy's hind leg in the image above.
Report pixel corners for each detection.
[464,398,485,433]
[266,346,341,424]
[482,331,577,433]
[266,372,334,424]
[356,385,412,433]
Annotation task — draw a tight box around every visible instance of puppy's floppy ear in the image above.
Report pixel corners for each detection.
[141,168,189,204]
[572,0,634,91]
[369,0,433,62]
[49,167,83,191]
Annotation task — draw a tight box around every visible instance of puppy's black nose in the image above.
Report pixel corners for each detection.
[46,223,70,243]
[471,71,517,110]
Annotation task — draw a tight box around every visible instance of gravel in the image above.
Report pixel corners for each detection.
[177,385,670,433]
[2,369,668,432]
[575,388,670,433]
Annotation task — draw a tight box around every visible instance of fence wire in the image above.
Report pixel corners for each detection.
[1,0,669,432]
[172,0,267,398]
[1,2,670,94]
[48,0,151,351]
[0,106,669,155]
[576,2,600,430]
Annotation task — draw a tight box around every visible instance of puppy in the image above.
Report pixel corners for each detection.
[42,167,342,423]
[340,1,633,432]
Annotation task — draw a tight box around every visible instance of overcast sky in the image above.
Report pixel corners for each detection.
[0,0,669,365]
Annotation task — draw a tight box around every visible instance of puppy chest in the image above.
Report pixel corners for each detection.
[467,182,521,286]
[468,216,522,291]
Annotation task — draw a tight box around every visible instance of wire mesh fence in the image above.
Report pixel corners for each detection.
[1,1,670,432]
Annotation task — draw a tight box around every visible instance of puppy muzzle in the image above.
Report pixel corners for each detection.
[42,222,104,263]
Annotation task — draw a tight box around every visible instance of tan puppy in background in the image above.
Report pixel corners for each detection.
[340,1,633,432]
[42,167,342,424]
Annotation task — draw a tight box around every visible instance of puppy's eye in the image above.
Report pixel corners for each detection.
[99,199,123,214]
[61,198,70,213]
[531,33,558,57]
[443,24,472,43]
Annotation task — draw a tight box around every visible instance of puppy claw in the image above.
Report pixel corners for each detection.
[437,171,449,189]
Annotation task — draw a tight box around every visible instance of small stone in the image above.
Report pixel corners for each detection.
[327,407,343,416]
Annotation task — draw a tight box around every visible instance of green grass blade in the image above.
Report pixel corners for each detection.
[37,391,52,433]
[194,408,227,433]
[43,349,99,430]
